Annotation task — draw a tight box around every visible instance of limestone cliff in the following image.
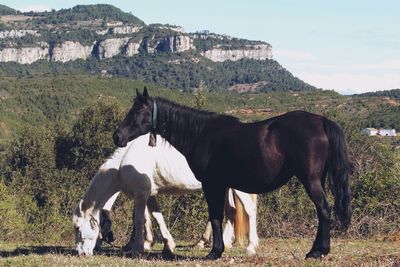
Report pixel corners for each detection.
[52,41,93,62]
[97,37,130,59]
[201,44,273,62]
[0,25,272,64]
[0,43,48,64]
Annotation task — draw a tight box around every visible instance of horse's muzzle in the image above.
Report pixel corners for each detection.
[113,131,127,147]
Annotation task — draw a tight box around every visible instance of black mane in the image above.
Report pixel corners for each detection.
[154,97,238,154]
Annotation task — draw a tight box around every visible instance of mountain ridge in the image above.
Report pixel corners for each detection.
[0,4,316,92]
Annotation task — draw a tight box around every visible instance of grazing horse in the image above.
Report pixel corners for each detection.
[73,134,258,256]
[113,88,352,260]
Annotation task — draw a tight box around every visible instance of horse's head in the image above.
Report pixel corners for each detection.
[72,200,101,256]
[113,87,153,147]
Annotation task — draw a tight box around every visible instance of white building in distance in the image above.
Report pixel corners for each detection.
[362,128,396,137]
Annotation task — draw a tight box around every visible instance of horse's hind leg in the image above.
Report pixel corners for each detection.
[146,196,176,255]
[233,190,259,255]
[223,189,235,249]
[299,175,331,259]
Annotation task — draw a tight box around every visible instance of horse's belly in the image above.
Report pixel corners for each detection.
[224,164,292,194]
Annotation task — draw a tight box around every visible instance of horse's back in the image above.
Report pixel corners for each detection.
[119,134,201,196]
[99,144,132,171]
[199,111,330,193]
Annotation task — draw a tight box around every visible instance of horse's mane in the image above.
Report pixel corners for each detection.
[155,97,239,154]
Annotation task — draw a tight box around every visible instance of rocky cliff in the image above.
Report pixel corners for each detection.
[201,44,272,62]
[0,43,48,64]
[52,41,93,62]
[0,12,272,65]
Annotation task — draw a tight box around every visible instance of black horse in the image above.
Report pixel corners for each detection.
[113,88,352,260]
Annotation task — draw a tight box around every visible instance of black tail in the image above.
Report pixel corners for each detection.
[323,118,352,229]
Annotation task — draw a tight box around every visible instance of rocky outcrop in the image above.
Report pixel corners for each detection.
[97,37,130,59]
[0,43,48,64]
[112,26,142,34]
[201,44,273,62]
[156,35,195,53]
[0,30,40,39]
[125,40,141,56]
[52,41,93,62]
[174,35,195,52]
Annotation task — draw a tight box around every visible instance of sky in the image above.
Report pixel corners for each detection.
[2,0,400,94]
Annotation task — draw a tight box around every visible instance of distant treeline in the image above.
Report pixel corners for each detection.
[355,89,400,99]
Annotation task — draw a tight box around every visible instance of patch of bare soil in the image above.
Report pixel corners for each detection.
[228,81,268,93]
[0,15,33,22]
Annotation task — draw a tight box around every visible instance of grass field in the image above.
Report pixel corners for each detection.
[0,238,399,266]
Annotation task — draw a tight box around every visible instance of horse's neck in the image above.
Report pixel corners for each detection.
[81,165,121,214]
[81,144,131,213]
[155,98,219,155]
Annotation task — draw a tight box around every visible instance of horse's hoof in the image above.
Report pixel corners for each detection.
[121,244,133,253]
[162,250,176,260]
[246,246,256,255]
[124,249,143,258]
[195,240,205,249]
[144,241,152,251]
[224,242,233,249]
[205,251,222,260]
[305,250,324,259]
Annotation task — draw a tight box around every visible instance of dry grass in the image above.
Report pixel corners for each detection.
[0,238,398,266]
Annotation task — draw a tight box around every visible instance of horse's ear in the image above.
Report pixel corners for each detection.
[136,88,140,97]
[143,87,149,99]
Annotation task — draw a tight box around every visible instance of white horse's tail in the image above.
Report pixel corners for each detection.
[232,191,249,245]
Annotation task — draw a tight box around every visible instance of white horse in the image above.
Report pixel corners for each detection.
[73,134,258,256]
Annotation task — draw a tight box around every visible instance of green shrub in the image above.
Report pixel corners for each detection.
[0,181,31,241]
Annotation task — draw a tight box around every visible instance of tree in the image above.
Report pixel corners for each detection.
[192,80,208,109]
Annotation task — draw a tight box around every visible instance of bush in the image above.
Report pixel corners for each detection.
[0,181,33,241]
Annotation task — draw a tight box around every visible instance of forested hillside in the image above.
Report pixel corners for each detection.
[1,75,399,148]
[0,4,316,92]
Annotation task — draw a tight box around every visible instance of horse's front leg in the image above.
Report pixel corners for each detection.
[129,193,148,256]
[147,196,176,256]
[123,198,154,252]
[143,205,153,251]
[203,183,227,260]
[195,221,212,248]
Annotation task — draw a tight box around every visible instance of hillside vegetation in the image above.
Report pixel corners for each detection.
[0,4,19,15]
[0,75,399,249]
[356,88,400,99]
[1,74,398,147]
[0,57,315,92]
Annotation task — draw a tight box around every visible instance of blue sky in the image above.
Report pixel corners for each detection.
[2,0,400,94]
